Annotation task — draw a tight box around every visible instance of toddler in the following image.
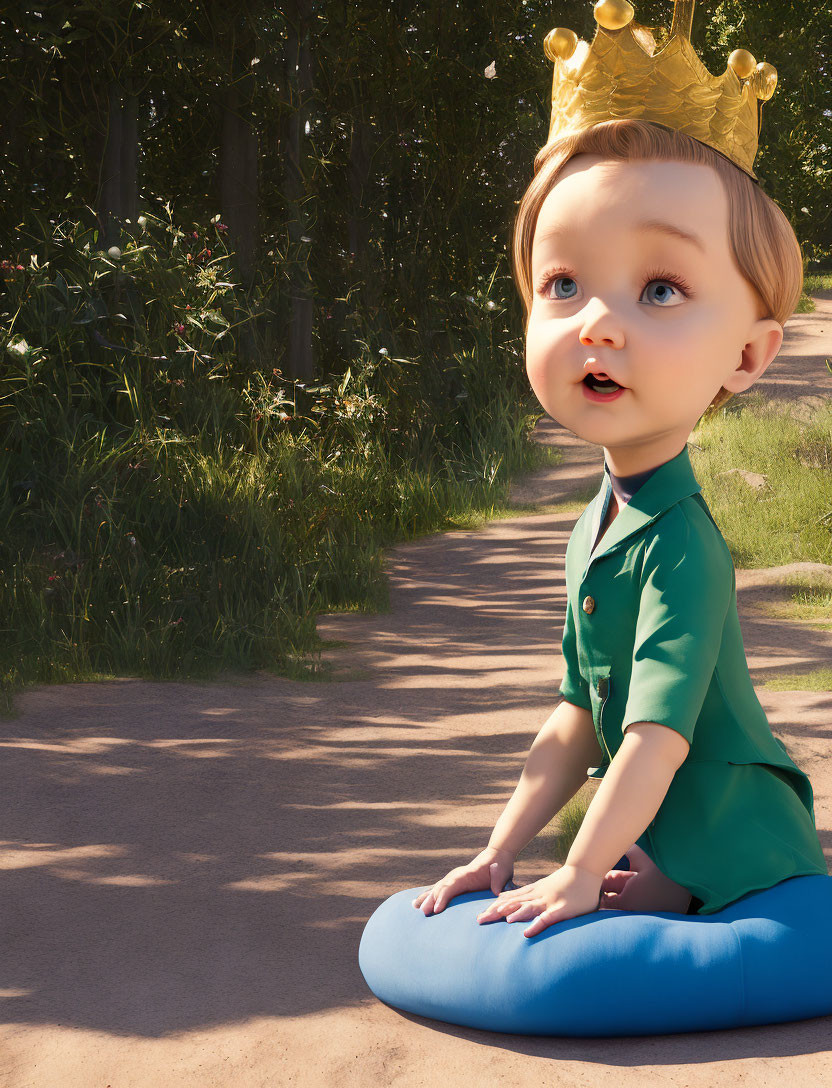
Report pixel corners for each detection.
[412,118,828,938]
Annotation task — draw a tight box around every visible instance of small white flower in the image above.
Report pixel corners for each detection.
[486,300,496,310]
[108,246,122,260]
[137,216,147,228]
[379,348,389,356]
[484,60,497,79]
[300,235,312,242]
[801,206,810,214]
[211,213,221,224]
[6,337,30,357]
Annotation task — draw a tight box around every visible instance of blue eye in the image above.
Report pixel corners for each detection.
[552,276,578,299]
[642,280,684,305]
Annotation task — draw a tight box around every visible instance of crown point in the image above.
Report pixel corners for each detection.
[728,48,757,80]
[750,61,778,101]
[544,27,579,62]
[593,0,635,32]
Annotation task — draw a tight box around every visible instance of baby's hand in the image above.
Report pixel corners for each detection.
[475,864,603,937]
[412,846,516,915]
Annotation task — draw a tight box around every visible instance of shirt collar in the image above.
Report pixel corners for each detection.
[585,443,702,567]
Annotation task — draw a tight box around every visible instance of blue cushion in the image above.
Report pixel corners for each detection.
[358,873,832,1036]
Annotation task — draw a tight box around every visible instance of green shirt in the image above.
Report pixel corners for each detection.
[559,443,828,914]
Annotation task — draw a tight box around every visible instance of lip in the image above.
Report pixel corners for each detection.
[581,378,626,403]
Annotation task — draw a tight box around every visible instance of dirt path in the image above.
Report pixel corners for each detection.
[754,288,832,408]
[0,298,830,1086]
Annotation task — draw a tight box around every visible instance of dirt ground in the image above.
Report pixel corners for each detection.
[1,295,831,1086]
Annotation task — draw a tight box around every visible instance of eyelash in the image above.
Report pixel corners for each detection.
[536,266,694,301]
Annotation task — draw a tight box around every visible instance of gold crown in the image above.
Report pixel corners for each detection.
[543,0,778,179]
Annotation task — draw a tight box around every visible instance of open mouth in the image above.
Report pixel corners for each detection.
[583,373,623,393]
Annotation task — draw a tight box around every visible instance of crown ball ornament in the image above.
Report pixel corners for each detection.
[542,0,778,179]
[543,27,579,63]
[727,47,757,80]
[750,61,778,103]
[594,0,635,31]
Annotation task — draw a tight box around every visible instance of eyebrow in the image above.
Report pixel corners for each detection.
[536,219,707,254]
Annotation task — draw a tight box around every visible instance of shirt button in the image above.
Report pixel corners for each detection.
[582,595,595,614]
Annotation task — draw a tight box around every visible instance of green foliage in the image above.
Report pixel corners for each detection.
[693,394,832,567]
[0,212,543,712]
[545,791,593,866]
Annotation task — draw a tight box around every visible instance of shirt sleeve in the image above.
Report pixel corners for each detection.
[620,506,733,746]
[558,596,592,710]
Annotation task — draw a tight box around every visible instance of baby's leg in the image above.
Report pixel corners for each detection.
[599,843,694,914]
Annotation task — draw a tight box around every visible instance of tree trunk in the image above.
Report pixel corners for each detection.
[121,83,139,225]
[282,0,316,384]
[97,79,140,248]
[98,81,124,248]
[219,77,259,288]
[348,114,373,264]
[219,70,261,371]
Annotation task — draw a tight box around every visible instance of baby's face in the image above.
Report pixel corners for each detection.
[525,154,784,473]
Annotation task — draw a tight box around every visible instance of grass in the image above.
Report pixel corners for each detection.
[538,790,594,867]
[692,393,832,569]
[755,571,832,629]
[795,270,832,311]
[692,394,832,689]
[762,667,832,692]
[2,210,570,717]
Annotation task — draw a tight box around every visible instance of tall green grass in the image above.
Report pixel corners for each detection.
[0,209,552,715]
[692,392,832,567]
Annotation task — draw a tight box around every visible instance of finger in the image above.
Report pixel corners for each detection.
[600,870,636,896]
[476,902,504,922]
[419,888,441,914]
[603,867,632,881]
[490,862,505,896]
[490,896,525,917]
[477,897,518,923]
[478,881,539,922]
[506,901,537,922]
[478,891,519,917]
[523,907,559,937]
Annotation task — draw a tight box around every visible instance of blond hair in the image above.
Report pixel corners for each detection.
[511,119,804,413]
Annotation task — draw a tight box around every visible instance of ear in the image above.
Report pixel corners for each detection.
[721,318,784,394]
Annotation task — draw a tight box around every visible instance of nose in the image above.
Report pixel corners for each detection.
[578,302,624,349]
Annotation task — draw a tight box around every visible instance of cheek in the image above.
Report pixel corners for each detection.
[525,344,558,397]
[525,318,565,376]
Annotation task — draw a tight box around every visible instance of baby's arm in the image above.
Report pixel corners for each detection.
[564,722,690,880]
[486,697,605,857]
[413,697,604,915]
